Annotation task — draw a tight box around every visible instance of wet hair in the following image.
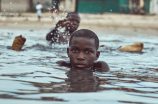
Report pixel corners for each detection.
[66,12,80,21]
[69,29,99,50]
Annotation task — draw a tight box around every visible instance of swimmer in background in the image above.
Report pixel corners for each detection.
[36,2,43,21]
[57,29,110,72]
[46,12,80,44]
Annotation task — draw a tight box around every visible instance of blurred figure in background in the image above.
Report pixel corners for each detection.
[51,6,57,19]
[46,12,80,44]
[36,2,43,21]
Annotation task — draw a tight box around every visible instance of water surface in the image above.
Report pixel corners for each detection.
[0,29,158,104]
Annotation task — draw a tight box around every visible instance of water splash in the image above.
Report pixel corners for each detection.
[59,5,64,10]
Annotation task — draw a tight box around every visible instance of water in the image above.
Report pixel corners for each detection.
[0,28,158,104]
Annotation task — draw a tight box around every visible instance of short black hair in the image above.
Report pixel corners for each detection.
[66,12,79,17]
[69,29,99,50]
[66,12,80,21]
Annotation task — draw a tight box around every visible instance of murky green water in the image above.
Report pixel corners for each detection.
[0,29,158,104]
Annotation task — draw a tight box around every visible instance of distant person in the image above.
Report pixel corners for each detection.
[36,2,43,21]
[57,29,110,72]
[46,12,80,44]
[54,0,60,11]
[51,6,57,19]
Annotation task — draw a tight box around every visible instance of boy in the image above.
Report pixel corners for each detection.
[46,12,80,44]
[57,29,110,72]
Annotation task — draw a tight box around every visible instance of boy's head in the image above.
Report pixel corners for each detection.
[66,12,80,33]
[67,29,100,69]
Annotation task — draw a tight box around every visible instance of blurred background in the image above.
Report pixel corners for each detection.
[0,0,158,14]
[0,0,158,35]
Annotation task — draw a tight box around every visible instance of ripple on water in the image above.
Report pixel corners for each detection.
[0,29,158,103]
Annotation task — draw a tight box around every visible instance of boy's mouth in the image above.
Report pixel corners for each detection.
[75,64,85,68]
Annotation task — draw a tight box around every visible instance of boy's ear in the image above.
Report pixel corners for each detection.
[67,48,70,57]
[95,51,100,60]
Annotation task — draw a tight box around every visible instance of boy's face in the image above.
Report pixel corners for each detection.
[66,14,80,33]
[67,37,100,69]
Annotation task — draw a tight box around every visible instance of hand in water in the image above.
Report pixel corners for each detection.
[55,19,70,29]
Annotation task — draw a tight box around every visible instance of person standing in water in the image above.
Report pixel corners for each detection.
[36,2,43,21]
[46,12,80,44]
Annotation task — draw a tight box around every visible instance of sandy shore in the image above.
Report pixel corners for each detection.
[0,12,158,36]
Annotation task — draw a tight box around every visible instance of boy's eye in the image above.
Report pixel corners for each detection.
[85,51,92,54]
[69,19,79,23]
[74,20,79,23]
[72,49,79,53]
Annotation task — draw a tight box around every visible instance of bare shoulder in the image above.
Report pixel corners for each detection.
[93,61,110,72]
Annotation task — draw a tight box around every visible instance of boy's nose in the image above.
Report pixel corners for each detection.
[77,52,85,60]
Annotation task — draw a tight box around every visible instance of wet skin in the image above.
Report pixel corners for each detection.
[46,14,80,43]
[66,14,80,33]
[67,37,100,69]
[56,14,80,33]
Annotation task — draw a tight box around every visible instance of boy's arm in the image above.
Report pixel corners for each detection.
[93,61,110,72]
[46,19,70,41]
[56,60,71,68]
[46,27,58,41]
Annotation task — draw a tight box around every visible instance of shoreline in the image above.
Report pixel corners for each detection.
[0,13,158,36]
[0,20,158,36]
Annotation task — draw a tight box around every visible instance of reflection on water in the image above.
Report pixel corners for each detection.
[66,68,99,92]
[0,29,158,103]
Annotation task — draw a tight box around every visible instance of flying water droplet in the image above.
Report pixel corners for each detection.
[47,8,50,10]
[59,5,64,10]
